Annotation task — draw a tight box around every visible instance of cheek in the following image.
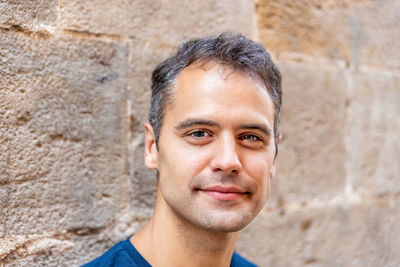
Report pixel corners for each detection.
[243,153,272,187]
[158,145,212,183]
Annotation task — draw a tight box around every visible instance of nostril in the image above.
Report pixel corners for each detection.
[215,167,239,174]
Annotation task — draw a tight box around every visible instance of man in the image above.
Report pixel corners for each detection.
[84,32,282,267]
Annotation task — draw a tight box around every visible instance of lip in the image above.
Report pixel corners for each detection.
[198,185,248,201]
[203,185,245,193]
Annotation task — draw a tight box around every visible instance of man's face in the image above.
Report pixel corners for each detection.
[145,64,277,232]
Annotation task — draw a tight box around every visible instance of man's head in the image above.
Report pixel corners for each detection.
[144,32,282,233]
[149,32,282,156]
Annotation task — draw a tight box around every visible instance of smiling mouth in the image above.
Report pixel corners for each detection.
[196,186,249,201]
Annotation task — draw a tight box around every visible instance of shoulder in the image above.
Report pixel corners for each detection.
[231,251,259,267]
[81,237,151,267]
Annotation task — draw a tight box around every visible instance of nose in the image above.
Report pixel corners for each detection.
[210,134,242,174]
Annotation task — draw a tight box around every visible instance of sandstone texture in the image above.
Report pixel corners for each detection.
[269,61,347,204]
[257,0,400,68]
[237,0,399,266]
[0,0,58,27]
[1,0,399,266]
[59,0,255,47]
[237,195,400,267]
[1,1,256,266]
[347,71,400,195]
[0,28,132,264]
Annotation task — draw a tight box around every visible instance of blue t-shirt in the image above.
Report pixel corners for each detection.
[82,237,258,267]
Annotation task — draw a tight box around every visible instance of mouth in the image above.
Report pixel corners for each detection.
[196,185,249,201]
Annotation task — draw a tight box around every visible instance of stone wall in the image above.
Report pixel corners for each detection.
[0,1,255,266]
[236,1,400,266]
[1,0,398,266]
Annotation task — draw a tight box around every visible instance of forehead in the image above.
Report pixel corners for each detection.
[164,64,275,129]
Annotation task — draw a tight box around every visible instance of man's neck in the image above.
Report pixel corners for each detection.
[131,191,239,267]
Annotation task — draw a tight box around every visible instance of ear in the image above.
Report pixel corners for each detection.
[269,134,281,179]
[144,122,159,170]
[269,159,277,180]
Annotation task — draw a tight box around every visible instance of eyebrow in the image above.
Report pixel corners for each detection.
[174,118,220,131]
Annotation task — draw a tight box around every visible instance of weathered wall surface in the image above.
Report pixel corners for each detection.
[1,0,399,266]
[236,0,400,266]
[0,1,255,266]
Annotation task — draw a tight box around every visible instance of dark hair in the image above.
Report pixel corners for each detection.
[149,32,282,156]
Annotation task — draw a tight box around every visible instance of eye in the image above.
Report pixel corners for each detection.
[189,130,210,138]
[238,133,265,149]
[184,129,214,145]
[238,134,263,142]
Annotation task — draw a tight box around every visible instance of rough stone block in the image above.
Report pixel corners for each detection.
[1,234,116,266]
[0,30,130,236]
[270,61,347,205]
[0,0,58,27]
[126,45,172,214]
[257,0,400,68]
[60,0,255,44]
[237,195,400,267]
[348,71,400,195]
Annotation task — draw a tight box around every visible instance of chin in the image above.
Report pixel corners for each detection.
[205,224,249,233]
[195,213,256,233]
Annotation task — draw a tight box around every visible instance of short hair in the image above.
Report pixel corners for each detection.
[149,32,282,156]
